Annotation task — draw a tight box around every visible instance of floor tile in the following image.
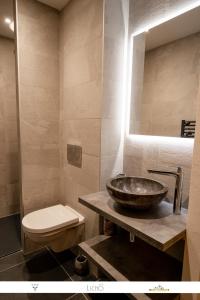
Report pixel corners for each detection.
[69,294,87,300]
[0,294,75,300]
[0,250,69,281]
[0,214,21,258]
[88,294,130,300]
[49,250,96,281]
[0,251,25,272]
[0,249,46,273]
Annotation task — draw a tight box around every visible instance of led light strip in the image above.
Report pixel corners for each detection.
[132,0,200,37]
[126,0,200,139]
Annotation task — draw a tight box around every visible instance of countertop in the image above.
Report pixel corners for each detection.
[79,191,187,251]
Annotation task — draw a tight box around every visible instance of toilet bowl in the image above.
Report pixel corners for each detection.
[22,205,85,252]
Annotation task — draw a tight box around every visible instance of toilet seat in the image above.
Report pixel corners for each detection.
[22,205,80,234]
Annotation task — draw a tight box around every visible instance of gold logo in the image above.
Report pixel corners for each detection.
[149,285,170,293]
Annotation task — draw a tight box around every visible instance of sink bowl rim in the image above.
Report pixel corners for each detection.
[106,176,168,196]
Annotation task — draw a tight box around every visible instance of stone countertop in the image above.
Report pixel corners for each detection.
[79,191,187,251]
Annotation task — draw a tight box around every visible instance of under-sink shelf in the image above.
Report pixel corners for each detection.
[79,234,181,300]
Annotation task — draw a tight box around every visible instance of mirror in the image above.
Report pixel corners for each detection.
[129,6,200,138]
[0,0,21,255]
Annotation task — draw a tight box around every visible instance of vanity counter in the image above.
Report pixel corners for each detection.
[79,191,187,251]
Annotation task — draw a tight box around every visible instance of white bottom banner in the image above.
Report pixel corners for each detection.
[0,282,200,294]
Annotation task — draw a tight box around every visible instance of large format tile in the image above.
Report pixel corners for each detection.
[0,250,35,273]
[62,119,101,157]
[61,81,101,120]
[0,294,73,300]
[63,37,102,89]
[88,294,129,300]
[60,0,103,54]
[50,249,96,282]
[0,214,21,258]
[0,36,19,218]
[0,250,67,281]
[20,85,59,123]
[17,0,60,254]
[70,295,87,300]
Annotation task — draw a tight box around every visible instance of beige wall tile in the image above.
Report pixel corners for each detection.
[18,0,59,27]
[20,85,59,122]
[64,154,100,192]
[23,178,60,214]
[23,165,59,183]
[17,0,60,251]
[100,154,123,190]
[182,87,200,294]
[62,119,101,157]
[0,36,19,217]
[59,0,103,239]
[18,18,58,58]
[100,0,128,188]
[22,146,59,168]
[63,37,102,88]
[21,120,59,146]
[62,81,102,120]
[19,56,59,90]
[101,119,123,157]
[60,0,103,54]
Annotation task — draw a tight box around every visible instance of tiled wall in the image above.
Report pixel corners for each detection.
[100,0,129,189]
[182,89,200,298]
[16,0,60,217]
[59,0,103,239]
[0,36,19,218]
[17,0,128,242]
[124,0,199,206]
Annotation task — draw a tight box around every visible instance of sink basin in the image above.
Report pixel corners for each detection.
[106,176,168,210]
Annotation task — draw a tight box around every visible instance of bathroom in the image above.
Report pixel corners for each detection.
[0,0,199,299]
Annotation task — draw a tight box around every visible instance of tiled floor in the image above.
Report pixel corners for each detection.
[0,248,91,300]
[0,248,130,300]
[0,214,21,258]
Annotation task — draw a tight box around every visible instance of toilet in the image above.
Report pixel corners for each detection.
[22,204,85,252]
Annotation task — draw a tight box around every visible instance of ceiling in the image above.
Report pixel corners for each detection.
[0,0,14,39]
[37,0,71,10]
[146,5,200,50]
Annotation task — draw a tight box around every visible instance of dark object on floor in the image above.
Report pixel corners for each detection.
[0,213,21,258]
[75,255,89,276]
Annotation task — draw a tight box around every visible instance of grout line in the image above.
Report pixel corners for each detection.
[0,212,21,220]
[0,250,22,261]
[47,247,74,281]
[66,293,89,300]
[0,249,46,273]
[83,294,91,300]
[65,294,78,300]
[0,259,28,273]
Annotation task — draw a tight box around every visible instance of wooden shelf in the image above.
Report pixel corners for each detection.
[79,234,181,300]
[79,191,187,251]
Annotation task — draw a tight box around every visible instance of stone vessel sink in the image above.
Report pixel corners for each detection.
[106,176,168,210]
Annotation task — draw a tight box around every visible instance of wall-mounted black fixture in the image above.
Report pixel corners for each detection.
[67,144,82,168]
[181,120,196,138]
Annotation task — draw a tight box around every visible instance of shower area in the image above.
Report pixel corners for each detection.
[0,0,21,257]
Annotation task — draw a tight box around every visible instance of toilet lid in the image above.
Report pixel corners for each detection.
[22,205,79,233]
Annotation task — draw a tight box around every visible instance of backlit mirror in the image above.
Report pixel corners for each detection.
[129,5,200,138]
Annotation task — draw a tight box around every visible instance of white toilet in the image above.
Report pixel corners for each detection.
[22,204,85,252]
